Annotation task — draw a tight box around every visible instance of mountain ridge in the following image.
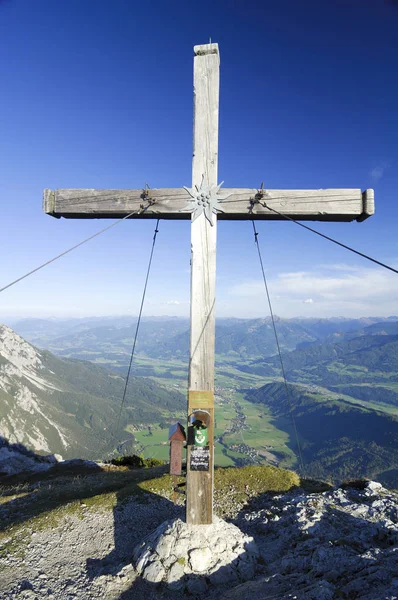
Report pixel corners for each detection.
[246,380,398,485]
[0,325,185,460]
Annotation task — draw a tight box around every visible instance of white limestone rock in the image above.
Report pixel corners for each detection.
[133,515,259,592]
[142,560,165,583]
[167,560,185,589]
[367,481,383,493]
[225,480,398,600]
[189,547,212,572]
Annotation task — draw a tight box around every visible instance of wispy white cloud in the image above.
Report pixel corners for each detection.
[227,264,398,318]
[318,263,362,272]
[370,161,390,181]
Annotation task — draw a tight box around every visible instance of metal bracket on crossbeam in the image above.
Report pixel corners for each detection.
[139,183,157,212]
[249,182,270,213]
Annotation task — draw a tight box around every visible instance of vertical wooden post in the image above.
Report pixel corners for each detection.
[186,43,220,525]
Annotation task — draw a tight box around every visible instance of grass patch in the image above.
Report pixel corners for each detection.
[139,464,300,517]
[0,463,168,534]
[214,465,299,517]
[215,465,299,496]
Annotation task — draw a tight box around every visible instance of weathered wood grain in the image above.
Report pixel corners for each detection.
[43,187,374,222]
[186,42,219,525]
[358,189,375,222]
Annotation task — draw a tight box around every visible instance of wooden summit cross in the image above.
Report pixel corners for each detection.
[44,43,374,526]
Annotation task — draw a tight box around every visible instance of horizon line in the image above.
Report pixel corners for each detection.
[2,314,398,322]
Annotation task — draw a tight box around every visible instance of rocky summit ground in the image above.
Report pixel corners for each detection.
[0,466,397,600]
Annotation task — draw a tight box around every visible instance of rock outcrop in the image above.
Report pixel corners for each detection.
[224,480,398,600]
[0,437,58,476]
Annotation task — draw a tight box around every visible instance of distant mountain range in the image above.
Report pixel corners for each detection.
[245,323,398,405]
[248,331,398,374]
[3,316,398,486]
[10,315,398,365]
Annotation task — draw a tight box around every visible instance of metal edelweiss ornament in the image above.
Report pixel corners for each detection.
[182,176,230,226]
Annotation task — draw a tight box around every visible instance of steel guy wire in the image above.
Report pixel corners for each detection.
[251,220,306,476]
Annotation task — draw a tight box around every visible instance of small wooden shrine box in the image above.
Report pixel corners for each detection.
[168,422,186,476]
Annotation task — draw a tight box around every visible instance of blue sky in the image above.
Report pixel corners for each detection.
[0,0,397,320]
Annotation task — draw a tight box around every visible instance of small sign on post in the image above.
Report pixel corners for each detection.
[190,446,210,471]
[169,422,187,504]
[169,422,186,477]
[188,410,211,469]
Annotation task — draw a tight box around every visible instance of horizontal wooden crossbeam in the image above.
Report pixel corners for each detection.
[43,188,374,222]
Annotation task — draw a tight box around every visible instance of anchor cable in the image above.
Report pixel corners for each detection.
[113,219,160,447]
[251,221,306,475]
[0,210,141,294]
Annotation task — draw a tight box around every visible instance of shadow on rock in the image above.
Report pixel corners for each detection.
[0,434,59,479]
[221,481,398,599]
[97,480,398,600]
[86,479,261,599]
[86,482,184,580]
